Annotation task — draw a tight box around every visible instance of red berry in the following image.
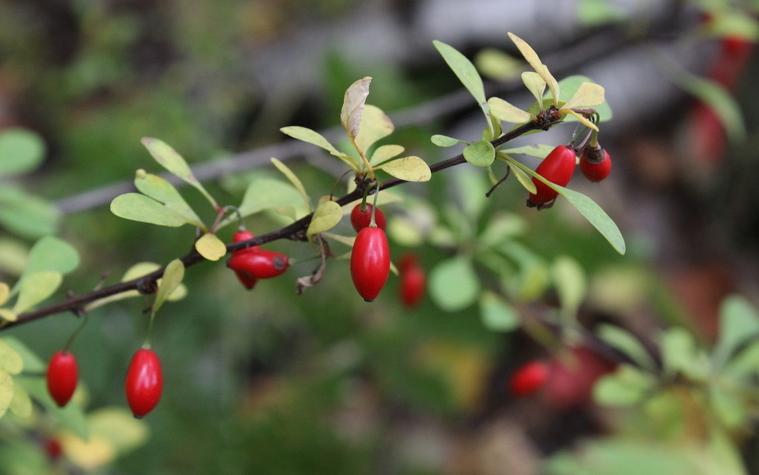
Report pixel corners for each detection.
[543,347,615,409]
[400,256,425,308]
[44,438,63,460]
[125,348,163,418]
[230,230,259,289]
[351,227,390,302]
[227,249,289,279]
[350,204,386,232]
[509,360,549,397]
[46,351,78,407]
[528,145,577,207]
[580,147,612,182]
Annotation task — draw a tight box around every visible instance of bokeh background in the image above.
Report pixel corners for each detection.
[1,0,758,474]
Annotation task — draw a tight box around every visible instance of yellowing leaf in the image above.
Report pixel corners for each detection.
[0,309,16,322]
[564,109,599,131]
[195,233,226,261]
[371,144,405,165]
[356,105,394,155]
[0,283,8,306]
[521,72,546,105]
[280,126,357,169]
[487,97,532,123]
[110,193,188,227]
[13,272,62,313]
[307,200,343,236]
[140,137,217,208]
[270,158,309,207]
[61,433,116,471]
[507,33,560,105]
[88,408,149,453]
[562,82,605,109]
[340,77,372,139]
[9,383,32,419]
[0,340,22,374]
[378,156,431,182]
[152,259,184,316]
[0,370,13,417]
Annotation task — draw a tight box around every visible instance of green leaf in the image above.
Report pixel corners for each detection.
[9,383,32,419]
[479,291,519,331]
[16,376,89,438]
[236,177,305,221]
[562,82,605,109]
[463,140,496,167]
[504,159,537,194]
[280,126,356,169]
[597,324,657,371]
[502,144,553,159]
[429,256,480,311]
[475,48,523,81]
[0,370,13,418]
[134,171,204,228]
[152,259,184,316]
[479,213,526,247]
[195,233,226,261]
[355,105,394,155]
[0,128,45,177]
[140,137,218,208]
[387,216,424,247]
[370,144,405,166]
[714,295,759,366]
[0,340,22,376]
[659,58,744,140]
[706,11,759,41]
[0,237,28,276]
[710,385,746,429]
[3,337,45,373]
[661,327,707,379]
[13,271,62,313]
[725,342,759,379]
[271,158,309,208]
[552,256,586,321]
[0,185,60,238]
[341,77,372,139]
[594,365,655,407]
[430,134,463,148]
[433,40,487,106]
[452,166,488,219]
[307,200,343,236]
[23,236,80,280]
[378,156,431,182]
[487,97,532,123]
[110,193,188,227]
[577,0,623,26]
[511,160,625,254]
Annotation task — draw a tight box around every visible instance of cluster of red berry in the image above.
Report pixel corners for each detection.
[47,346,163,419]
[527,144,612,209]
[227,229,290,289]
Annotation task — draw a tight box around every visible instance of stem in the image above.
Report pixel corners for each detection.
[62,316,88,352]
[2,120,548,332]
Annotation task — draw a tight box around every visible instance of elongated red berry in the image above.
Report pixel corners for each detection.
[125,348,163,418]
[46,351,78,407]
[230,230,259,289]
[351,204,386,231]
[351,227,390,302]
[400,255,425,308]
[227,249,289,279]
[44,438,63,460]
[528,145,576,207]
[580,146,612,182]
[509,360,549,397]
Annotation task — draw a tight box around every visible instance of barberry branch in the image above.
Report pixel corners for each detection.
[3,119,550,332]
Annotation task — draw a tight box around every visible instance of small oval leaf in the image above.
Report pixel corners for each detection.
[152,259,184,316]
[110,193,188,227]
[487,97,532,123]
[379,156,431,182]
[463,140,496,167]
[431,135,462,148]
[0,340,23,375]
[430,256,480,311]
[307,200,343,236]
[13,272,62,313]
[0,129,45,178]
[195,233,226,261]
[371,144,405,165]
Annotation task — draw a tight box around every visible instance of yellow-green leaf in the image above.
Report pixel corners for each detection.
[0,340,23,375]
[463,140,496,167]
[280,126,356,169]
[0,370,13,417]
[195,233,226,261]
[140,137,217,208]
[13,272,62,313]
[378,156,431,182]
[152,259,184,316]
[431,135,462,148]
[88,408,148,453]
[507,33,560,105]
[270,158,309,207]
[61,433,116,471]
[475,48,523,81]
[562,82,605,110]
[356,105,394,155]
[564,109,599,131]
[307,200,343,237]
[521,72,547,106]
[552,256,586,321]
[110,193,188,227]
[0,283,8,306]
[487,97,532,123]
[0,309,16,322]
[507,160,537,194]
[134,171,204,228]
[232,177,305,223]
[371,144,405,165]
[341,77,372,139]
[9,383,32,419]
